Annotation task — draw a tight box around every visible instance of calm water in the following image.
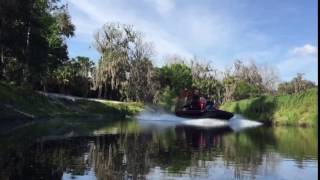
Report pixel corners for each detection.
[0,115,317,180]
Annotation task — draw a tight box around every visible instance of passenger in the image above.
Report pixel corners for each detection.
[176,89,187,111]
[185,89,193,106]
[182,88,189,106]
[190,90,201,110]
[200,96,207,110]
[205,100,215,110]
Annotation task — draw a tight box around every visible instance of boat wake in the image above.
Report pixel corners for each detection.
[228,114,262,131]
[182,118,228,128]
[136,108,262,131]
[136,108,184,128]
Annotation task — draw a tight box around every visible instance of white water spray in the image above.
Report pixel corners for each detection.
[183,119,229,128]
[136,107,262,131]
[228,114,262,131]
[136,107,184,128]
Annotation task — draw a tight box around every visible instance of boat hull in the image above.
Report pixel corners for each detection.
[175,109,234,120]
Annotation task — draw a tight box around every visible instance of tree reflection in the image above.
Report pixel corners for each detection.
[0,121,317,179]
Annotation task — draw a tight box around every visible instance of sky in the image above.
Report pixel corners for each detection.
[65,0,318,83]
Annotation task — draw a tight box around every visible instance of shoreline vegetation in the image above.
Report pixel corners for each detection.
[220,88,318,127]
[0,82,143,121]
[1,81,317,128]
[0,1,317,129]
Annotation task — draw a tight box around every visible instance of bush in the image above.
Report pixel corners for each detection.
[234,81,260,100]
[220,88,318,127]
[157,63,192,95]
[155,87,177,111]
[70,76,89,97]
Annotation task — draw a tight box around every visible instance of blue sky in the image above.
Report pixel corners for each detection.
[65,0,318,83]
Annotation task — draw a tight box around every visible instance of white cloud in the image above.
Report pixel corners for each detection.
[179,11,235,49]
[291,44,318,56]
[67,0,193,66]
[66,0,262,65]
[65,0,317,83]
[145,0,175,16]
[277,56,318,82]
[66,0,259,67]
[276,45,318,82]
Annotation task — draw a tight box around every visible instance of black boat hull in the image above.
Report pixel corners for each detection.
[175,109,234,120]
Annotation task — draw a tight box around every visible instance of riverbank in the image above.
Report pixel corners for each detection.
[0,82,143,121]
[220,88,318,127]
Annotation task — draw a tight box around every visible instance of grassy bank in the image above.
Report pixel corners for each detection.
[0,82,143,120]
[220,88,318,127]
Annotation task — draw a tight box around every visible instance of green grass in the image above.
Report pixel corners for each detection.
[0,82,144,120]
[220,88,318,127]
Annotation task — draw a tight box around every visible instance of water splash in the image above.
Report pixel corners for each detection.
[136,108,184,128]
[136,107,262,131]
[182,118,229,128]
[137,110,185,122]
[228,114,263,132]
[182,116,262,131]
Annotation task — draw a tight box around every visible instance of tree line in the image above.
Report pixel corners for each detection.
[0,0,75,90]
[0,1,316,107]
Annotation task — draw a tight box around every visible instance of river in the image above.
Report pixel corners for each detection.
[0,113,317,180]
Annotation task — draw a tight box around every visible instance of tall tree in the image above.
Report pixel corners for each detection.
[53,56,94,96]
[0,0,74,89]
[94,23,157,101]
[94,23,135,100]
[127,34,157,102]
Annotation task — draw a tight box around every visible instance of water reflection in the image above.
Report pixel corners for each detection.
[0,118,317,180]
